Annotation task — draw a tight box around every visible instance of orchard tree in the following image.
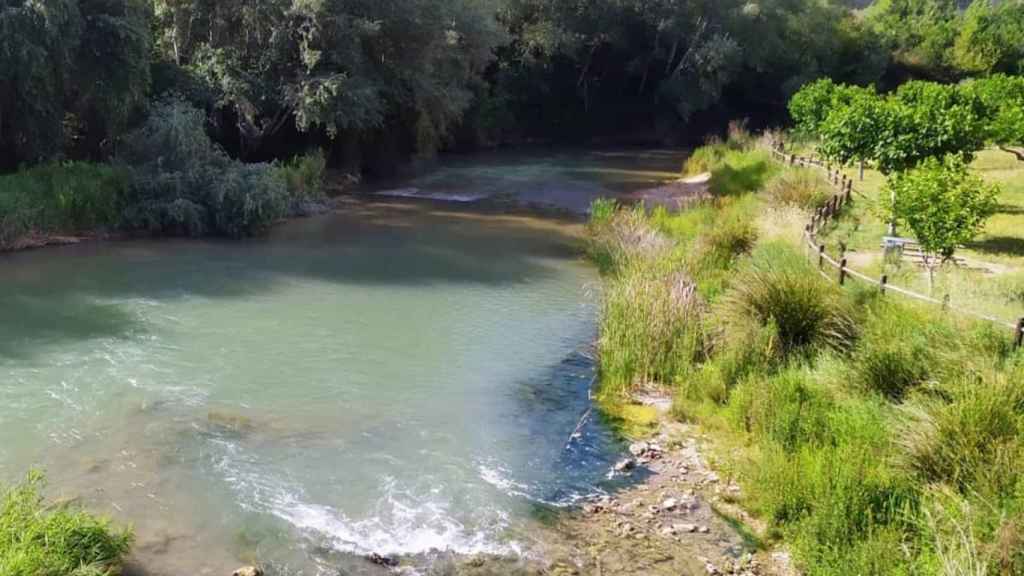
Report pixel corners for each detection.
[887,154,999,291]
[872,81,987,174]
[814,86,882,180]
[963,74,1024,162]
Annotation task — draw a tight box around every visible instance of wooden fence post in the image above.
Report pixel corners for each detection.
[845,180,853,203]
[880,275,888,295]
[818,245,826,269]
[839,258,848,285]
[1015,318,1024,349]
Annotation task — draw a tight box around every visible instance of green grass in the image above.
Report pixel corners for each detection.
[0,472,133,576]
[588,135,1024,575]
[0,163,129,248]
[819,148,1024,323]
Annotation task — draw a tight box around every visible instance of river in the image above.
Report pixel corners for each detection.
[0,149,684,575]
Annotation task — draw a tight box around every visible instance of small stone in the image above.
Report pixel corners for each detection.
[614,458,636,472]
[697,525,710,534]
[232,567,263,576]
[674,523,697,533]
[659,498,679,512]
[704,562,720,575]
[628,442,648,457]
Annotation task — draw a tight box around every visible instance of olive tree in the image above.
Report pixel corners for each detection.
[887,154,998,291]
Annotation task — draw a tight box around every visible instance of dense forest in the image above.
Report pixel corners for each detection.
[1,0,1023,242]
[3,0,1023,173]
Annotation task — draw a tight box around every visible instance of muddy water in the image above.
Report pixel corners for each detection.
[0,151,685,575]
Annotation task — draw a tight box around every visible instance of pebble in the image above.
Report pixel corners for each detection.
[614,458,636,472]
[674,523,697,533]
[659,498,679,512]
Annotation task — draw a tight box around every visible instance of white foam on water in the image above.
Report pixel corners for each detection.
[477,463,534,501]
[212,443,520,560]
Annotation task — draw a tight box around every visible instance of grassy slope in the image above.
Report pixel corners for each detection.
[819,149,1024,324]
[588,139,1024,575]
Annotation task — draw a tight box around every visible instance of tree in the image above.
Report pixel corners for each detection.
[151,0,503,160]
[887,154,998,290]
[963,74,1024,162]
[0,0,150,168]
[866,0,960,79]
[872,81,986,174]
[0,0,81,167]
[808,84,881,179]
[951,0,1024,76]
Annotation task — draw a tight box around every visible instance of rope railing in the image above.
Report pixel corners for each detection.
[768,139,1024,348]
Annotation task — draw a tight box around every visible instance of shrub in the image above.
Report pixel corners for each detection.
[708,149,776,197]
[852,301,957,399]
[895,368,1024,499]
[119,97,287,237]
[717,242,857,359]
[0,472,133,576]
[683,143,729,176]
[275,149,328,208]
[764,167,832,209]
[598,268,706,396]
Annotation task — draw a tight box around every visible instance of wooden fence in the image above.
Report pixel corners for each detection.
[768,140,1024,349]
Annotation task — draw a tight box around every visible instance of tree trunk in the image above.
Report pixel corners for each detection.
[859,159,865,181]
[999,145,1024,162]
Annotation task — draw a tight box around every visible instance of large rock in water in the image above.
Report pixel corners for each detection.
[232,566,263,576]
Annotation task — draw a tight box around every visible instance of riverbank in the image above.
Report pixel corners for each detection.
[586,132,1024,574]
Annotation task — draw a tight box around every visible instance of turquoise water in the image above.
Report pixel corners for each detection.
[0,201,616,575]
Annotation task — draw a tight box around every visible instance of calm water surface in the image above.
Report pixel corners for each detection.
[0,151,683,575]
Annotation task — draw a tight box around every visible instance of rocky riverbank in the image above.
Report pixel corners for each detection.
[528,397,798,576]
[267,394,799,576]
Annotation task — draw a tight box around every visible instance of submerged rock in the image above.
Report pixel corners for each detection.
[367,553,399,567]
[232,566,263,576]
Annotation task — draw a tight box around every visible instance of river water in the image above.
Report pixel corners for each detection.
[0,150,683,575]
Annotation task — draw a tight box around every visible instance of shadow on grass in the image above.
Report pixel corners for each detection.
[966,236,1024,257]
[995,204,1024,215]
[709,161,772,197]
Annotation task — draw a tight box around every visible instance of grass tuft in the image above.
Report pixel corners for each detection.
[0,472,133,576]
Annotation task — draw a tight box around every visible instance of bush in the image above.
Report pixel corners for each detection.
[896,368,1024,499]
[852,301,958,400]
[708,149,776,197]
[0,472,133,576]
[764,168,832,209]
[683,143,730,176]
[717,242,857,359]
[275,149,328,208]
[0,163,129,248]
[119,97,287,237]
